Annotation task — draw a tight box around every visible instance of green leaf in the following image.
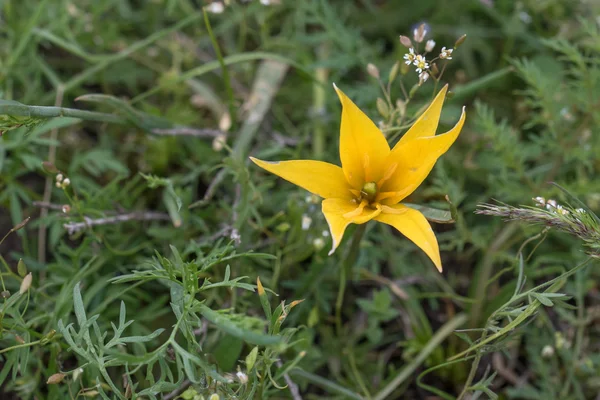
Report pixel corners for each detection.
[198,304,281,346]
[405,203,454,223]
[531,292,554,307]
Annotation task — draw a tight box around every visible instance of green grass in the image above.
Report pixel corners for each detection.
[1,0,600,399]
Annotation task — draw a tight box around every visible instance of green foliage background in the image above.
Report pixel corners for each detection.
[1,0,600,399]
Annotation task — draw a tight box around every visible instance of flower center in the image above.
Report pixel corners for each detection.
[360,181,378,203]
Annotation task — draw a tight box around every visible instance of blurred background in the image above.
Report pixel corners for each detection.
[1,0,600,398]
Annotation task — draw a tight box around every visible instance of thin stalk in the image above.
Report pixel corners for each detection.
[373,313,468,400]
[312,44,329,159]
[290,369,363,400]
[203,9,237,132]
[469,222,519,327]
[335,224,367,335]
[0,103,126,125]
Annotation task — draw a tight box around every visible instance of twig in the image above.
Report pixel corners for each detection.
[276,360,303,400]
[32,201,66,211]
[63,211,170,235]
[163,379,191,400]
[151,127,224,137]
[38,86,64,266]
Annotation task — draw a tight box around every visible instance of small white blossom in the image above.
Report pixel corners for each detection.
[322,230,329,237]
[425,39,436,52]
[236,371,248,384]
[403,48,416,65]
[555,205,569,215]
[301,214,312,230]
[413,55,429,73]
[541,345,555,358]
[419,71,429,83]
[205,2,225,13]
[62,178,70,187]
[575,208,586,214]
[533,196,546,207]
[440,47,453,60]
[546,199,557,210]
[56,173,63,183]
[313,237,325,251]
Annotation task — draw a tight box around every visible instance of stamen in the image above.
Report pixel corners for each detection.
[343,199,368,219]
[381,205,409,215]
[377,163,398,188]
[376,188,411,202]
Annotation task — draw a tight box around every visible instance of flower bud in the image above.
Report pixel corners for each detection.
[1,290,10,299]
[455,34,467,48]
[366,63,380,79]
[388,61,400,83]
[17,258,27,277]
[376,98,390,119]
[218,112,231,132]
[212,134,227,152]
[73,367,84,381]
[12,217,30,232]
[399,35,413,48]
[413,23,428,43]
[47,373,66,385]
[19,272,32,295]
[425,39,436,52]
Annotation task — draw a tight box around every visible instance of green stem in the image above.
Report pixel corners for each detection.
[203,9,237,132]
[336,224,367,335]
[373,314,468,400]
[0,339,41,355]
[0,103,126,124]
[290,369,363,400]
[469,222,518,327]
[312,44,329,159]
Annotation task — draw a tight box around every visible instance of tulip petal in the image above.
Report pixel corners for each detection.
[250,157,352,199]
[375,204,442,271]
[380,106,466,204]
[395,84,449,146]
[322,198,381,255]
[333,84,390,189]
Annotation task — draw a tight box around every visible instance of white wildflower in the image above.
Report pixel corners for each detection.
[313,237,325,251]
[403,48,416,65]
[56,173,63,183]
[419,71,429,83]
[533,196,546,207]
[440,47,453,60]
[546,199,557,210]
[206,2,224,13]
[413,55,429,73]
[236,371,248,384]
[541,345,554,358]
[575,208,586,214]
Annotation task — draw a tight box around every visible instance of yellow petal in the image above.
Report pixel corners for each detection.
[322,198,381,255]
[250,157,351,199]
[395,84,449,146]
[380,106,466,204]
[375,204,442,271]
[333,84,390,189]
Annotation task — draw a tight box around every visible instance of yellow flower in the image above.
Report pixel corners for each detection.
[250,84,465,272]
